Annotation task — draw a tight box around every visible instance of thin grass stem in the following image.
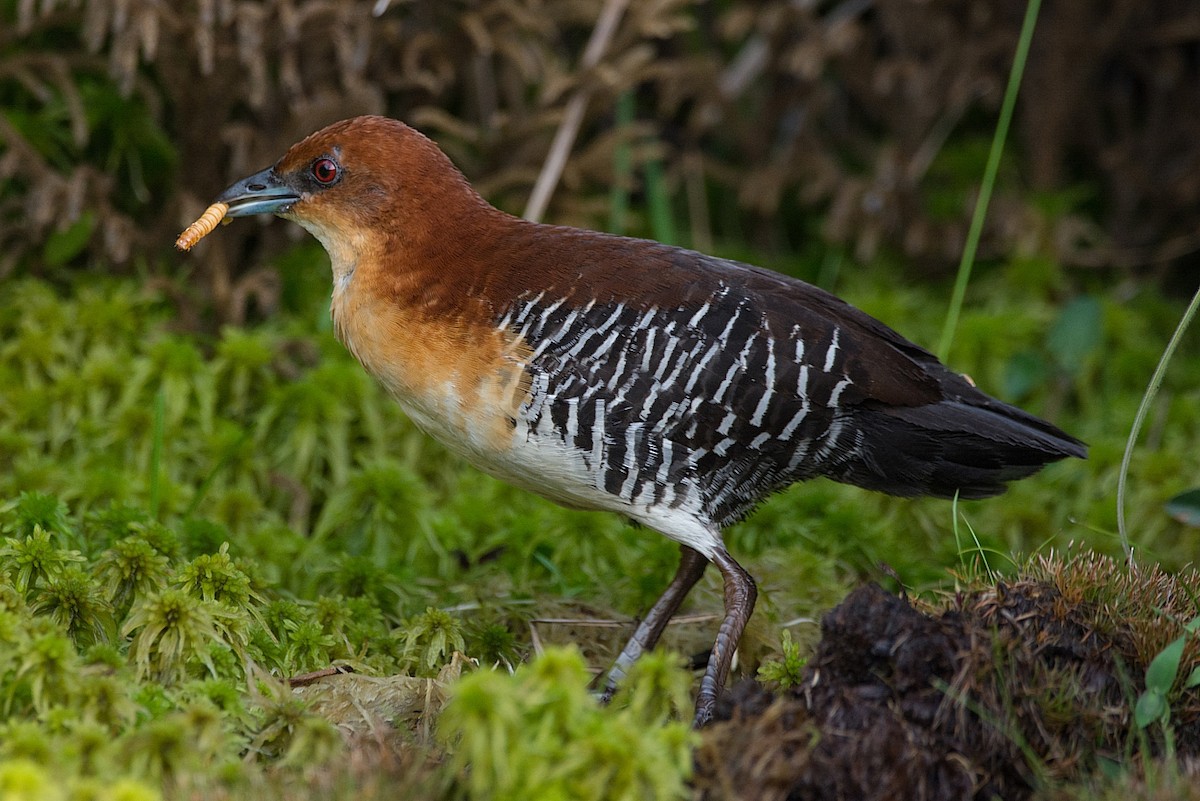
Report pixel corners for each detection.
[1117,282,1200,560]
[936,0,1042,361]
[644,157,675,246]
[609,91,635,235]
[149,388,165,517]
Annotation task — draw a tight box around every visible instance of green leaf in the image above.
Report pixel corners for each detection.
[1166,489,1200,527]
[1145,635,1186,693]
[1185,665,1200,689]
[1003,350,1049,401]
[1134,688,1167,728]
[1096,756,1123,780]
[42,213,96,267]
[1046,295,1102,374]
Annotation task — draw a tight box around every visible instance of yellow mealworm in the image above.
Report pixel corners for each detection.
[175,202,229,251]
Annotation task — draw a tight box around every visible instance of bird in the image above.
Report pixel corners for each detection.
[187,115,1086,727]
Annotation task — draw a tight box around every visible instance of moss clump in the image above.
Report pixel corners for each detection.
[440,646,696,801]
[0,758,159,801]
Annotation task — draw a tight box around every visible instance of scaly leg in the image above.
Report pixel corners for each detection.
[601,545,708,702]
[693,547,756,727]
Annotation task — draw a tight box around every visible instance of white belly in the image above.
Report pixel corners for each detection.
[398,395,723,559]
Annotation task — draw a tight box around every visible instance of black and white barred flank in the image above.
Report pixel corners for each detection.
[493,246,1085,530]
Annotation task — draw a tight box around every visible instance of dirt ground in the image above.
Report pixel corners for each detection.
[692,566,1200,801]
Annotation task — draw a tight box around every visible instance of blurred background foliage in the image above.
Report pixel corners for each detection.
[3,0,1200,323]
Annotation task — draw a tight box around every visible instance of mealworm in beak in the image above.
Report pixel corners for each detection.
[175,202,229,251]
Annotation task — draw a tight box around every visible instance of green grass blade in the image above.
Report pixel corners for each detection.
[149,387,165,517]
[645,157,676,246]
[609,90,635,235]
[185,428,253,518]
[936,0,1042,361]
[1117,282,1200,559]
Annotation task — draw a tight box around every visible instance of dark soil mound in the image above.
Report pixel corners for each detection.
[694,564,1200,801]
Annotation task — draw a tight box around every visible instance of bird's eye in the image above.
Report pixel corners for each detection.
[311,158,339,185]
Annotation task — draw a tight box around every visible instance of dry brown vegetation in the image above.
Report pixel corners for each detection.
[4,0,1200,321]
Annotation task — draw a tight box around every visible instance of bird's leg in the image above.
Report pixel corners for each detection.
[693,548,756,728]
[600,545,708,703]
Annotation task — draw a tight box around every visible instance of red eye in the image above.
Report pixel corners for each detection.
[312,158,339,184]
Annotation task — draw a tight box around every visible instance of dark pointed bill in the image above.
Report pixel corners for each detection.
[217,167,300,217]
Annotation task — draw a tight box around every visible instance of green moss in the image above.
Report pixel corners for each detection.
[440,647,696,801]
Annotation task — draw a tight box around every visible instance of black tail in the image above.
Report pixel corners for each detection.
[836,397,1086,500]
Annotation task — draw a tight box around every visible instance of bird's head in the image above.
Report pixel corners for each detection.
[216,115,486,267]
